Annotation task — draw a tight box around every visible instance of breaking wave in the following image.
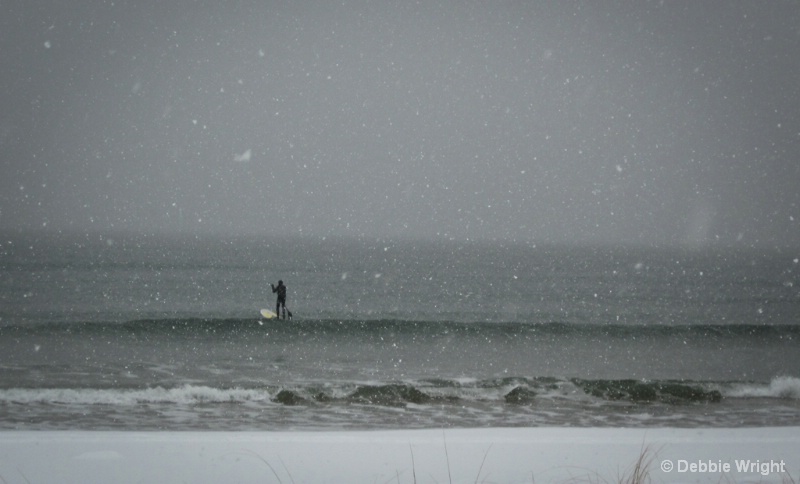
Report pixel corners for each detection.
[2,376,796,408]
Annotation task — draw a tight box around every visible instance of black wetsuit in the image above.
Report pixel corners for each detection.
[272,282,287,318]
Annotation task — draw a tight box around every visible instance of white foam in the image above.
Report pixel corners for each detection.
[725,376,800,399]
[0,385,272,406]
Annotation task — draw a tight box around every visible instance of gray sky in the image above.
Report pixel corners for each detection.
[2,0,799,247]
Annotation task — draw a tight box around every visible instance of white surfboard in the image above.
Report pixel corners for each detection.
[260,309,278,319]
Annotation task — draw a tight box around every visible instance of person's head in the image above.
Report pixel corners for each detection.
[278,280,283,285]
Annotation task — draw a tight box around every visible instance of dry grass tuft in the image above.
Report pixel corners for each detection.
[617,443,657,484]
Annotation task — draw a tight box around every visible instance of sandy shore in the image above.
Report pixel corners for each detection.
[1,427,798,483]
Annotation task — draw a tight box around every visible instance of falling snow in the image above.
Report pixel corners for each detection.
[0,1,798,248]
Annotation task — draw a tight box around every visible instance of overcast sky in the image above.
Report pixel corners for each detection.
[2,0,799,247]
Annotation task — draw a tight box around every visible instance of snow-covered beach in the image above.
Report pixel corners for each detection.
[2,427,798,483]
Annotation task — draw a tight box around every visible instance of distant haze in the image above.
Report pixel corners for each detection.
[2,1,799,247]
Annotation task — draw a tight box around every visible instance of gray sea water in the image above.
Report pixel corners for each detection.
[1,233,799,430]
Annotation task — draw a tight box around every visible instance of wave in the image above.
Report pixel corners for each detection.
[2,377,797,408]
[3,318,799,340]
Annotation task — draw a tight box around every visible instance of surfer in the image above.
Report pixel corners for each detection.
[271,280,289,319]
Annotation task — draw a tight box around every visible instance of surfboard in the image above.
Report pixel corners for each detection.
[260,309,278,319]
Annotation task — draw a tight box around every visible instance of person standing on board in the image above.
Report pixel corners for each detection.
[271,280,288,319]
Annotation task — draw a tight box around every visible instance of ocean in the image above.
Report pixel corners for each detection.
[1,233,798,430]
